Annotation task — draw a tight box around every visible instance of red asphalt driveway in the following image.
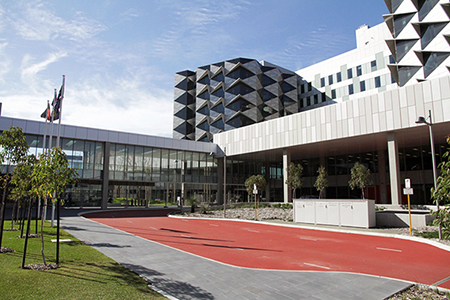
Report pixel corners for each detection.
[88,215,450,289]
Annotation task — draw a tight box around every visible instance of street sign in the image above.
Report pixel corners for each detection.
[405,178,411,189]
[253,184,258,194]
[403,188,413,195]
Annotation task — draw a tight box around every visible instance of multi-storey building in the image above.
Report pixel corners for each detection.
[1,0,449,208]
[173,58,304,142]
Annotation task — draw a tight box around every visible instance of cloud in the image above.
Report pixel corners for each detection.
[9,1,106,42]
[150,0,250,62]
[0,73,174,137]
[61,75,174,137]
[21,51,68,80]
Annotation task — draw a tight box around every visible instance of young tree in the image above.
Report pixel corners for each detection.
[285,163,303,199]
[314,166,328,199]
[244,175,266,195]
[0,126,29,253]
[32,147,78,266]
[431,136,450,240]
[10,154,37,267]
[348,162,372,199]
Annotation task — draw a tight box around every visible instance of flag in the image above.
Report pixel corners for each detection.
[51,83,64,121]
[40,101,51,120]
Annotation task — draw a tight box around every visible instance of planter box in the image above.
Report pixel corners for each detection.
[293,199,376,228]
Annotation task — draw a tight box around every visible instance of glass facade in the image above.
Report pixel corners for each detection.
[25,134,218,207]
[14,133,450,207]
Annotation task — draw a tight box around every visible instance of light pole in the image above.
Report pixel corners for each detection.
[416,110,441,240]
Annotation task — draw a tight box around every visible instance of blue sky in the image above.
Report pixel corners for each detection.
[0,0,388,137]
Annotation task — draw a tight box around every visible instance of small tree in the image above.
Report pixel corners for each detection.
[0,126,29,253]
[285,163,303,199]
[10,154,37,267]
[244,175,266,196]
[32,147,78,266]
[348,162,372,199]
[431,136,450,239]
[314,166,328,199]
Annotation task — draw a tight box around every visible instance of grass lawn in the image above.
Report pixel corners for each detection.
[0,220,165,300]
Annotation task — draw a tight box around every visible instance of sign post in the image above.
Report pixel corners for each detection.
[253,184,258,221]
[403,179,413,235]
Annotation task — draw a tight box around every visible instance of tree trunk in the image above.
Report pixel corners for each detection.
[56,198,60,265]
[0,171,10,249]
[10,201,16,230]
[35,198,39,235]
[22,198,33,268]
[40,198,47,266]
[20,199,26,237]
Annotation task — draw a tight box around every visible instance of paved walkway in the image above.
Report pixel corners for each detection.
[61,214,412,300]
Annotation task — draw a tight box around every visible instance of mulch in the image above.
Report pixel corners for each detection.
[0,247,16,253]
[22,263,59,271]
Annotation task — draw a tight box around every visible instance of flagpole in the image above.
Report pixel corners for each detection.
[39,100,50,219]
[56,75,65,149]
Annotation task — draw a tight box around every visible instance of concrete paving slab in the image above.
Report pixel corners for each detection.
[61,215,412,300]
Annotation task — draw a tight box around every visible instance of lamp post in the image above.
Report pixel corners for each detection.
[416,110,441,240]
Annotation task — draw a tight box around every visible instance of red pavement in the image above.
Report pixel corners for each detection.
[87,215,450,289]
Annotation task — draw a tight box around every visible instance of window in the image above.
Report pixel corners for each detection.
[336,72,342,82]
[347,68,353,79]
[371,60,377,72]
[393,13,414,38]
[299,99,304,108]
[322,92,326,102]
[331,89,336,99]
[306,96,311,106]
[423,52,450,78]
[314,94,318,104]
[421,23,447,49]
[375,76,381,88]
[308,82,312,91]
[301,84,305,94]
[348,84,354,95]
[328,75,333,85]
[396,40,417,62]
[320,77,325,87]
[360,80,366,92]
[389,55,396,64]
[356,65,362,76]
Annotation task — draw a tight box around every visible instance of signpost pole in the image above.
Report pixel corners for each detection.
[253,184,257,221]
[407,194,412,235]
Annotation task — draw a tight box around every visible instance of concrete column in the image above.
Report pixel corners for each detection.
[217,157,224,205]
[387,132,401,206]
[101,142,110,210]
[265,162,270,202]
[377,149,388,204]
[283,148,291,203]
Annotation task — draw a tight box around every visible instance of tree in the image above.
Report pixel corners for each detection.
[32,147,78,266]
[431,136,450,239]
[314,166,328,199]
[10,154,37,267]
[285,163,303,199]
[348,162,372,199]
[0,126,29,253]
[244,175,266,195]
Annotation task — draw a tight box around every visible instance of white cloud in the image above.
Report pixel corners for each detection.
[61,76,174,137]
[9,1,106,42]
[21,51,68,80]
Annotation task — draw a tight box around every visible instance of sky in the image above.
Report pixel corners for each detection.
[0,0,389,138]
